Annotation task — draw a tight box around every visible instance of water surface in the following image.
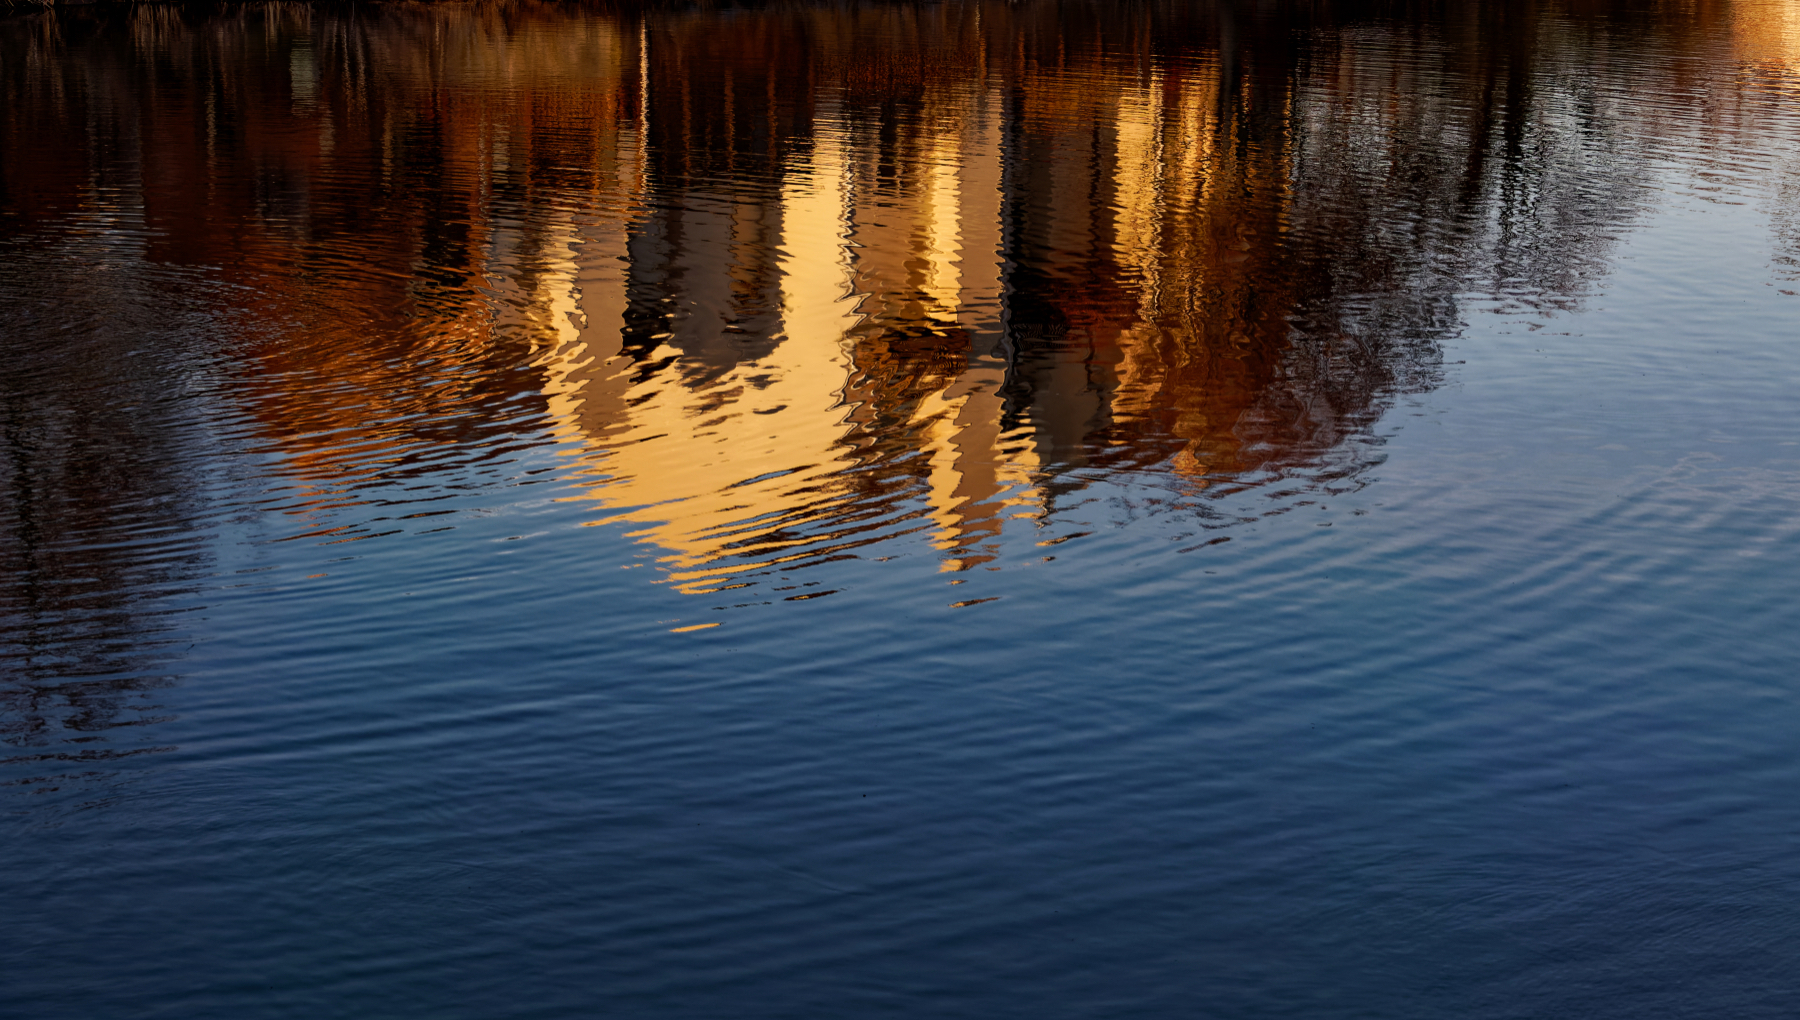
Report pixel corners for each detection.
[4,1,1800,1016]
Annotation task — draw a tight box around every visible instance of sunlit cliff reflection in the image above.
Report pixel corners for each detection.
[540,43,1034,591]
[8,0,1800,605]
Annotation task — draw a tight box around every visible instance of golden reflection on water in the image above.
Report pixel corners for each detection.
[389,6,1354,590]
[1737,0,1800,66]
[7,0,1800,594]
[537,81,1037,591]
[7,0,1800,800]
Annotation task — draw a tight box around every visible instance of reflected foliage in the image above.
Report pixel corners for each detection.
[4,0,1799,785]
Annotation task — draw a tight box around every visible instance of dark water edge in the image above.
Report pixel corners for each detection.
[5,1,1800,1017]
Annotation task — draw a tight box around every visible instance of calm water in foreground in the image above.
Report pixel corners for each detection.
[4,1,1800,1015]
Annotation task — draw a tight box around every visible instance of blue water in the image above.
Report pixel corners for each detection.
[4,2,1800,1016]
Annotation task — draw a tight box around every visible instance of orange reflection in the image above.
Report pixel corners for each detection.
[1736,0,1800,66]
[7,0,1793,592]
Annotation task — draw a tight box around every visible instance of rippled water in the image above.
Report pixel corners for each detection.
[4,1,1800,1015]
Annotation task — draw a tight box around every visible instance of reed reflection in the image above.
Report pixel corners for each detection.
[6,0,1799,607]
